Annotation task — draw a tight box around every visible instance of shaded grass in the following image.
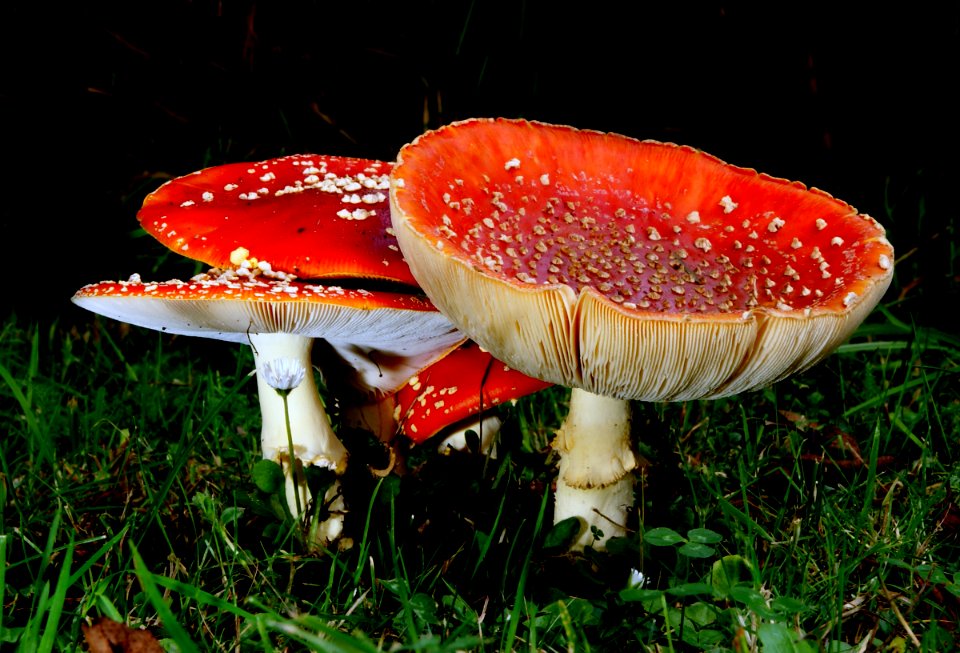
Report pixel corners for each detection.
[0,296,958,651]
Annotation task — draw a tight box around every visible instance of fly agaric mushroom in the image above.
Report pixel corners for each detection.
[393,341,552,453]
[74,154,464,544]
[73,272,462,541]
[389,118,895,550]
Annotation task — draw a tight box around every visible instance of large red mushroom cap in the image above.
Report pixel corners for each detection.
[138,154,416,286]
[390,118,895,401]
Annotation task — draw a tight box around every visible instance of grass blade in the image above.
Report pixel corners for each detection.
[129,542,199,653]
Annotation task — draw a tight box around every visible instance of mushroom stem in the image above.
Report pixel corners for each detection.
[552,388,636,550]
[251,333,348,522]
[438,414,503,456]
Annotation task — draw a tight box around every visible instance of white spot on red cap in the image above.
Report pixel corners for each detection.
[336,208,373,221]
[767,217,786,233]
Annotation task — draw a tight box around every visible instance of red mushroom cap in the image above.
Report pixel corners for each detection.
[390,118,895,400]
[138,154,416,286]
[393,341,552,443]
[72,271,464,395]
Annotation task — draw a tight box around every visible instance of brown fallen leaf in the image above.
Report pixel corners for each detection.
[779,410,896,470]
[82,617,164,653]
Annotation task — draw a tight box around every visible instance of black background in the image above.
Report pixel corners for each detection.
[6,2,958,327]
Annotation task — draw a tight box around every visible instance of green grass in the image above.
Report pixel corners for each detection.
[1,289,958,651]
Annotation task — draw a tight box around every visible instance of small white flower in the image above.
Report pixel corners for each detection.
[261,358,306,392]
[627,568,645,589]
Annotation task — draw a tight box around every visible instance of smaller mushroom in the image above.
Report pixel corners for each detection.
[73,153,467,545]
[73,270,462,544]
[392,341,552,454]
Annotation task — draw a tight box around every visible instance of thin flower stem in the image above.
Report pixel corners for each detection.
[280,390,303,518]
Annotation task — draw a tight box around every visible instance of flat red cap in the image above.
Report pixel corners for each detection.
[393,341,552,443]
[72,271,464,395]
[139,154,416,286]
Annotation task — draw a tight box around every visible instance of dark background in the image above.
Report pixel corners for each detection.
[6,2,958,327]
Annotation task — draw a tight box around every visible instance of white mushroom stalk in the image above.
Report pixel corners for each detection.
[255,339,346,472]
[437,414,504,456]
[254,337,347,526]
[552,389,635,548]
